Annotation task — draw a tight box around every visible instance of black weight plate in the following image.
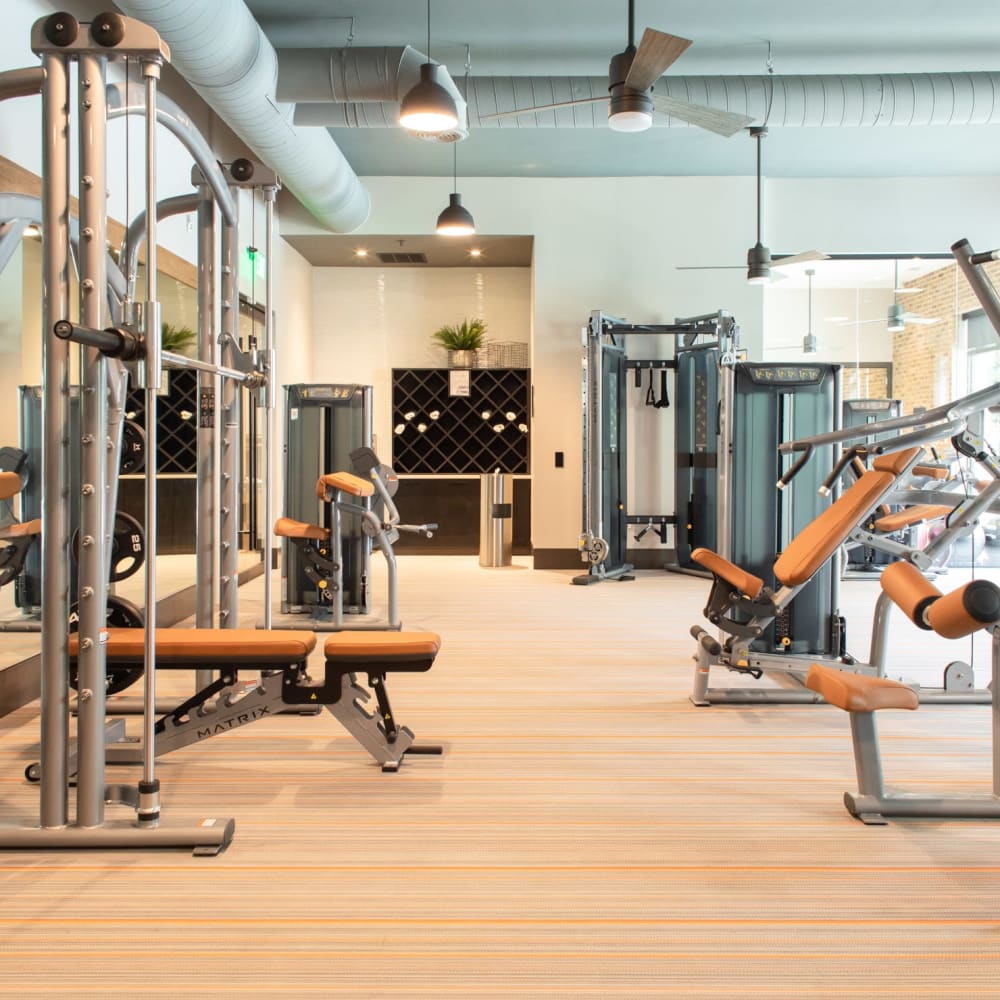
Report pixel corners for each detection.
[71,511,146,583]
[109,511,145,583]
[68,595,144,696]
[120,420,146,475]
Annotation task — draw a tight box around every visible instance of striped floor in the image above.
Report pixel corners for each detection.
[1,555,999,997]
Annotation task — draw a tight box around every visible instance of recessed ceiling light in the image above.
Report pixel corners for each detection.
[354,248,369,258]
[469,248,482,257]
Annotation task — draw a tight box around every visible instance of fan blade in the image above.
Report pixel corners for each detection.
[895,286,923,295]
[902,313,941,325]
[624,28,691,92]
[479,96,607,121]
[772,250,830,268]
[649,94,753,137]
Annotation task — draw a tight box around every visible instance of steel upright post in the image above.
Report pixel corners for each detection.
[39,50,71,829]
[75,52,110,828]
[139,57,163,827]
[195,184,218,687]
[261,186,277,628]
[218,198,240,627]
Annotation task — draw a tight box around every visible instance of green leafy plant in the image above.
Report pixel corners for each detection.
[431,318,487,352]
[161,322,197,357]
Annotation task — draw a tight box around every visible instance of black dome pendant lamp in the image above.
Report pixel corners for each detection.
[436,142,476,236]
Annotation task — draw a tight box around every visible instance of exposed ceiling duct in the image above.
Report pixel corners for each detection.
[113,0,370,233]
[279,64,1000,131]
[275,47,468,141]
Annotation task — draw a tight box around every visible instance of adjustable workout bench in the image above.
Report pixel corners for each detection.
[806,560,1000,823]
[64,627,441,774]
[690,447,926,704]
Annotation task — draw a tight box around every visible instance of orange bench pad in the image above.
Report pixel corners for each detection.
[873,503,954,533]
[324,631,441,661]
[805,664,919,713]
[690,548,764,599]
[773,448,919,588]
[274,516,329,541]
[0,518,41,540]
[316,472,374,500]
[69,628,317,663]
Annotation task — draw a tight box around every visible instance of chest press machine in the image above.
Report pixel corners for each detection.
[691,236,1000,709]
[690,384,1000,706]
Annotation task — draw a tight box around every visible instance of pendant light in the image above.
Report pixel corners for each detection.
[802,268,817,354]
[399,0,458,133]
[436,142,476,236]
[746,125,771,284]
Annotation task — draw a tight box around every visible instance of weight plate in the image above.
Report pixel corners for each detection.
[71,511,146,583]
[68,595,145,696]
[120,420,146,475]
[109,511,145,583]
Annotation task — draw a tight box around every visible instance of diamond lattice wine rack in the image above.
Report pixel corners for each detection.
[392,368,530,474]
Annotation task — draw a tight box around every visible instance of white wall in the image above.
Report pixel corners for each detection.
[309,267,531,457]
[281,172,1000,557]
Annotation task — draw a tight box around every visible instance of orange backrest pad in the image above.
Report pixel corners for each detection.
[772,448,919,588]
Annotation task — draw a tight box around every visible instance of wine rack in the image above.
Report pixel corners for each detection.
[392,368,530,474]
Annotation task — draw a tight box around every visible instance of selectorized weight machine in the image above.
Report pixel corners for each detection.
[282,383,373,615]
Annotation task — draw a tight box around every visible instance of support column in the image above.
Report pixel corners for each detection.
[75,52,110,828]
[218,194,240,627]
[39,51,71,830]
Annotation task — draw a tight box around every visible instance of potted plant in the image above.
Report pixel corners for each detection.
[161,322,197,357]
[432,317,487,368]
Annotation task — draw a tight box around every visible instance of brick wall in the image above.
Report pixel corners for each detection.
[892,260,1000,415]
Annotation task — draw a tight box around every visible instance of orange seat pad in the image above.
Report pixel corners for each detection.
[873,503,953,533]
[274,516,329,541]
[324,631,441,661]
[0,518,41,540]
[911,464,949,480]
[690,548,764,599]
[316,471,374,499]
[805,664,918,713]
[0,471,21,502]
[773,448,919,588]
[69,628,317,663]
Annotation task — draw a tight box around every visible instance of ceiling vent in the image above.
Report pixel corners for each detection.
[376,251,429,264]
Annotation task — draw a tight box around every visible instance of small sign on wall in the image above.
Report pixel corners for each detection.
[449,369,471,397]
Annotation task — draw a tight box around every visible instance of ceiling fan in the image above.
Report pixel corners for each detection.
[677,126,828,283]
[840,261,940,331]
[769,268,820,354]
[482,0,753,137]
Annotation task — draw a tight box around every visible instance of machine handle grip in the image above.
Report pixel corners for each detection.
[777,445,813,491]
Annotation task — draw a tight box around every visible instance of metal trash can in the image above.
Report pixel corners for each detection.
[479,470,513,567]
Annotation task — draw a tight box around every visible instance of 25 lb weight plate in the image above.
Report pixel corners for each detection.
[71,511,146,583]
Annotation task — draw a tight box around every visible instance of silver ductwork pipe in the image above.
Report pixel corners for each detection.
[277,46,468,140]
[289,70,1000,130]
[113,0,369,232]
